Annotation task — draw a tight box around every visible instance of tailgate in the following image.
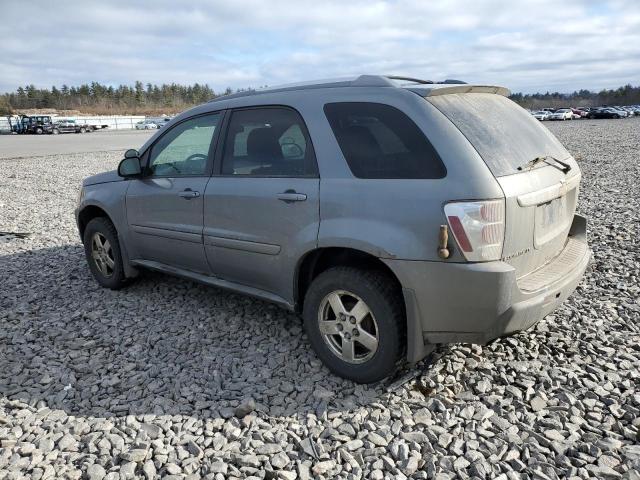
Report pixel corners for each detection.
[497,167,580,278]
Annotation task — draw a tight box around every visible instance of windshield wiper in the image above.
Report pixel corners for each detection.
[517,155,571,174]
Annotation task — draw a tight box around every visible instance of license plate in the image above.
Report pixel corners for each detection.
[540,196,566,228]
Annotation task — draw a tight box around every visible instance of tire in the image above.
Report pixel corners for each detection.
[303,267,404,383]
[52,128,59,135]
[83,217,129,290]
[80,127,86,133]
[36,127,43,134]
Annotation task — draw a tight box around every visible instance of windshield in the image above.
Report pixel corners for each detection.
[427,93,569,177]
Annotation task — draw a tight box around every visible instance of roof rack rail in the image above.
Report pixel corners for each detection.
[207,75,475,103]
[386,76,434,85]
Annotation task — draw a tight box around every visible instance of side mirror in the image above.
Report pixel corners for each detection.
[124,149,139,158]
[118,155,142,178]
[281,143,303,159]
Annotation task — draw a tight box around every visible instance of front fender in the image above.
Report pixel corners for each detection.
[76,182,137,277]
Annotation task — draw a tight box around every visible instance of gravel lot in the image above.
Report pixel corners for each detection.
[1,118,639,479]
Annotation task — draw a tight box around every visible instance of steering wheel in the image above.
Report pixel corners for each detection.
[185,153,207,163]
[159,163,181,174]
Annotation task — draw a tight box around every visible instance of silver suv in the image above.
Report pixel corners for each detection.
[76,75,591,383]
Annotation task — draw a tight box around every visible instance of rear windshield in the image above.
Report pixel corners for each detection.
[427,93,569,177]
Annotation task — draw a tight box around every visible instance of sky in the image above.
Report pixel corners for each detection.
[1,0,639,94]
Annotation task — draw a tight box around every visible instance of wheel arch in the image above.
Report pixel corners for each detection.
[77,204,113,240]
[294,247,404,313]
[77,203,138,279]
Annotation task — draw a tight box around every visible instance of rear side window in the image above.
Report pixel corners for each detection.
[323,102,446,179]
[221,107,317,177]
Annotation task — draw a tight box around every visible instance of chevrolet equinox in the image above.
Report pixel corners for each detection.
[76,75,591,383]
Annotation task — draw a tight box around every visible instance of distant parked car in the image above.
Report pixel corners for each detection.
[548,109,573,120]
[532,110,550,121]
[609,107,628,118]
[135,120,159,130]
[570,108,585,119]
[155,118,172,129]
[588,108,622,119]
[15,115,54,134]
[52,120,90,134]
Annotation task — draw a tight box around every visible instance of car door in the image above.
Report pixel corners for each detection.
[126,112,222,273]
[203,106,320,302]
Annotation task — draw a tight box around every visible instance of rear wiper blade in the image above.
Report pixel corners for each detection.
[517,155,571,174]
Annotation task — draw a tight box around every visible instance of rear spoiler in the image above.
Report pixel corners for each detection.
[408,85,511,97]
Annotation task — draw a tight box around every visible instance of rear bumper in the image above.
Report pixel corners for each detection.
[386,214,591,362]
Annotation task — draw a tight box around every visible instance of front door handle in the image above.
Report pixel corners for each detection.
[179,189,200,199]
[277,191,307,203]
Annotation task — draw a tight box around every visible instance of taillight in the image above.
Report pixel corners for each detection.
[444,199,505,261]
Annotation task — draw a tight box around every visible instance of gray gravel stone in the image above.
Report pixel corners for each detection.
[0,120,638,480]
[86,464,106,480]
[142,460,156,480]
[234,397,256,418]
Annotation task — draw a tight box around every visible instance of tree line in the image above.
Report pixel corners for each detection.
[510,84,640,109]
[1,81,639,115]
[0,81,237,115]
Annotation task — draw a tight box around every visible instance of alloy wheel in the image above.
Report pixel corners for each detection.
[318,290,379,364]
[91,232,115,277]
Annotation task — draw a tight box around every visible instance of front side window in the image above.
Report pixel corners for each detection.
[221,107,317,177]
[148,113,220,176]
[323,102,446,179]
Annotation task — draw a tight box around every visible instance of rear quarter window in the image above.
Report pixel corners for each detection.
[427,93,569,177]
[323,102,446,179]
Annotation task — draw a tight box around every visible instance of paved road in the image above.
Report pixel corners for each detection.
[0,130,155,159]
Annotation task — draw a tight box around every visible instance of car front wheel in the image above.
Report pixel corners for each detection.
[83,217,129,289]
[303,267,404,383]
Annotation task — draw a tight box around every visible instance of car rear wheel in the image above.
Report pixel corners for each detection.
[83,217,130,290]
[80,127,86,133]
[303,267,404,383]
[36,127,43,134]
[52,128,59,135]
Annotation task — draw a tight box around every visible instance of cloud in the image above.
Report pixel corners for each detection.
[0,0,638,93]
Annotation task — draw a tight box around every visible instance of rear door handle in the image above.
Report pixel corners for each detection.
[179,189,200,199]
[277,191,307,203]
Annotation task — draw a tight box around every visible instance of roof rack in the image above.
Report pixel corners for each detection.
[386,76,434,85]
[208,74,473,102]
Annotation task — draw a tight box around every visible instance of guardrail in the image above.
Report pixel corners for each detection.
[55,115,147,130]
[0,115,149,133]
